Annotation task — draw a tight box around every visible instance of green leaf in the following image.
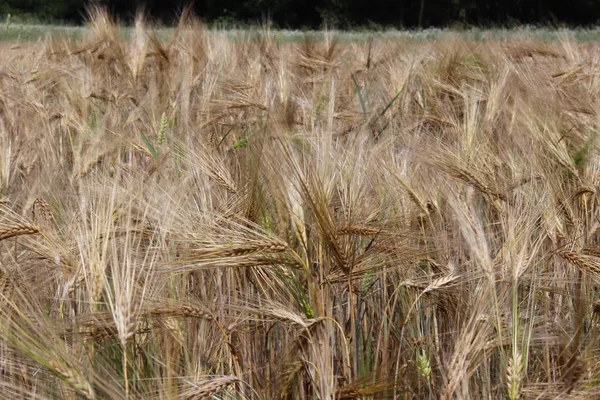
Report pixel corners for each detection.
[377,109,401,137]
[140,132,158,159]
[374,89,403,124]
[342,58,368,117]
[350,72,367,117]
[573,132,598,168]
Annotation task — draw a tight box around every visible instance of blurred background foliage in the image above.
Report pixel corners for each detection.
[1,0,599,28]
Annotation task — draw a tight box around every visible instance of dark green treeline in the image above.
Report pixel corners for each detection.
[1,0,599,28]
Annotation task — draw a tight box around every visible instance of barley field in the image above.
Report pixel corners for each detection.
[2,8,600,400]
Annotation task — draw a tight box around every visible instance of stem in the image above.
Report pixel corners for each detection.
[123,343,129,399]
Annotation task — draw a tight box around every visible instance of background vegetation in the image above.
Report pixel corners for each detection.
[1,0,600,28]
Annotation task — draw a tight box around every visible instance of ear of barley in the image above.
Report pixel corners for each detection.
[558,250,600,281]
[180,376,238,399]
[31,198,55,228]
[156,111,167,147]
[190,238,289,258]
[115,294,136,348]
[423,273,458,293]
[506,352,523,400]
[147,305,214,320]
[335,379,396,399]
[47,360,95,400]
[0,224,40,241]
[416,349,432,380]
[438,162,507,201]
[337,225,380,236]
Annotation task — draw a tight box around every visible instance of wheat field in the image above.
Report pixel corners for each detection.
[1,7,600,399]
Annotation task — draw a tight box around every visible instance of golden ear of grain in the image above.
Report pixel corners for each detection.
[335,377,397,399]
[448,165,507,201]
[558,250,600,282]
[190,238,289,258]
[146,305,215,320]
[423,273,458,293]
[337,225,380,236]
[31,198,54,227]
[180,376,238,399]
[0,224,40,241]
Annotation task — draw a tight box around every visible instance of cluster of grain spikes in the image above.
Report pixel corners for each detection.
[3,5,600,399]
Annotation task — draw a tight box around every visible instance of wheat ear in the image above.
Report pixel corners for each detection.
[506,352,523,400]
[47,360,95,399]
[180,376,238,399]
[0,224,40,241]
